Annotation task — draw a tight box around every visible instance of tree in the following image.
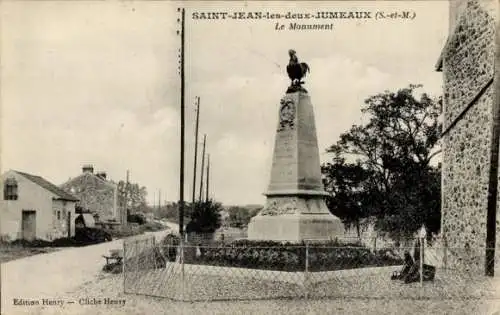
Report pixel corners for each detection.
[186,199,223,234]
[321,154,373,238]
[117,181,148,214]
[322,84,442,240]
[227,206,260,228]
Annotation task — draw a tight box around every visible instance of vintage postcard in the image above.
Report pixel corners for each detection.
[1,0,499,314]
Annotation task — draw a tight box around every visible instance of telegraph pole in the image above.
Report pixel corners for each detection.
[178,7,186,237]
[123,170,129,226]
[192,96,200,209]
[205,154,210,202]
[199,134,206,203]
[158,189,161,213]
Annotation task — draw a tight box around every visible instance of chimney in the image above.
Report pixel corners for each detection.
[82,164,94,174]
[96,172,107,180]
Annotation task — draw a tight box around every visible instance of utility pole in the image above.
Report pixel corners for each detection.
[178,7,186,237]
[205,154,210,202]
[123,170,129,227]
[192,96,200,211]
[153,190,156,217]
[199,134,206,203]
[158,189,161,213]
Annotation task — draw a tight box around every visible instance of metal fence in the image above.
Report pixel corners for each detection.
[123,235,500,302]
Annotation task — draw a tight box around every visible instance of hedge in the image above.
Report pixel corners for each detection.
[183,240,403,272]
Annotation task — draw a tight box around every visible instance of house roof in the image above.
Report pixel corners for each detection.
[14,171,79,202]
[77,213,96,227]
[61,172,117,189]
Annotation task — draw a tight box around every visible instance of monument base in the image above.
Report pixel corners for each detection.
[247,196,344,242]
[247,213,344,242]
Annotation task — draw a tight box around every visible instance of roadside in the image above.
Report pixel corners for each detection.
[3,220,500,315]
[0,219,172,264]
[0,223,172,315]
[0,245,62,264]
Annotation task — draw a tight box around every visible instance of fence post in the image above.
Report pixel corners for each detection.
[304,242,309,300]
[180,237,185,301]
[418,225,426,288]
[443,236,447,269]
[153,236,157,270]
[123,239,127,293]
[136,239,140,274]
[419,238,424,287]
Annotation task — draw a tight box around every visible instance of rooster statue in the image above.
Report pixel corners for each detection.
[286,49,310,89]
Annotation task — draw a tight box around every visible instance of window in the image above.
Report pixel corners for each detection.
[4,177,18,200]
[57,211,61,220]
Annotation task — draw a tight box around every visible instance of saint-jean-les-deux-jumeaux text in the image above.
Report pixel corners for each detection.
[191,11,372,20]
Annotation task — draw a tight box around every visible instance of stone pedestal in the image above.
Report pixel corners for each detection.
[247,91,344,241]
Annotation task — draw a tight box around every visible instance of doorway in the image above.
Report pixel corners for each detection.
[21,210,36,241]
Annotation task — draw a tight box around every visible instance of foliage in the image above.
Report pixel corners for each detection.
[102,222,165,239]
[186,199,223,234]
[103,225,141,239]
[322,84,442,239]
[150,202,190,224]
[226,206,261,228]
[160,233,181,262]
[141,221,165,232]
[127,213,147,225]
[117,180,148,214]
[184,240,402,272]
[322,157,373,237]
[7,228,112,248]
[124,246,166,272]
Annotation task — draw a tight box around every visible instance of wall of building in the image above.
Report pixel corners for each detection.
[441,0,498,272]
[0,171,60,241]
[60,173,118,222]
[442,90,493,271]
[51,199,76,239]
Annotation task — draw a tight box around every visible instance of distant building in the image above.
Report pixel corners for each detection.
[0,170,79,241]
[60,165,119,224]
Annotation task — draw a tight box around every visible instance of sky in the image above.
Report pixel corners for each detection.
[1,1,449,206]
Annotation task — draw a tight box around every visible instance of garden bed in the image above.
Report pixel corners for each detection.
[182,240,403,272]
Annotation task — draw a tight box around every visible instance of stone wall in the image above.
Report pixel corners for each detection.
[442,0,496,129]
[60,174,118,222]
[51,199,76,240]
[442,88,493,271]
[441,0,498,272]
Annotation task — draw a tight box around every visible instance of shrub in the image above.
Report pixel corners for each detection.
[141,221,165,232]
[184,240,403,272]
[186,199,222,234]
[160,233,180,262]
[128,213,147,225]
[125,245,166,271]
[104,225,141,239]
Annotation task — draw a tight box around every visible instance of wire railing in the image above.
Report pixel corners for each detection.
[123,235,500,302]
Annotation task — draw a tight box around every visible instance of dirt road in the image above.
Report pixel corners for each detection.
[0,226,173,315]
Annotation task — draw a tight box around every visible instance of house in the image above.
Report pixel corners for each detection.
[0,170,79,241]
[60,165,120,224]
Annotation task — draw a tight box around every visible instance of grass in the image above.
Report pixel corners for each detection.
[0,244,61,263]
[104,221,167,239]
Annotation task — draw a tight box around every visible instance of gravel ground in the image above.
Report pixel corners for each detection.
[20,268,500,315]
